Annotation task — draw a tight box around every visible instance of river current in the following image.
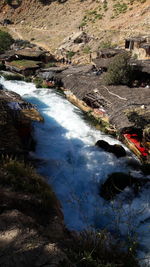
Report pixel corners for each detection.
[1,77,150,265]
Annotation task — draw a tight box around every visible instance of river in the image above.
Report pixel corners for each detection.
[1,77,150,265]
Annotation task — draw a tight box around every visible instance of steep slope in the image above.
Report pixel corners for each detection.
[0,0,149,54]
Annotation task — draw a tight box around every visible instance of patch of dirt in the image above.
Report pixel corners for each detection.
[0,189,70,267]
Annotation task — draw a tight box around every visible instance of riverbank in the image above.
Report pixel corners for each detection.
[1,59,150,164]
[37,63,150,165]
[0,87,73,266]
[0,34,149,164]
[0,78,142,267]
[0,16,149,266]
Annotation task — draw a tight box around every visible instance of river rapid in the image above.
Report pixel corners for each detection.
[1,77,150,265]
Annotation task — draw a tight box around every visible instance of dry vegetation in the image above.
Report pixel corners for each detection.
[0,0,149,55]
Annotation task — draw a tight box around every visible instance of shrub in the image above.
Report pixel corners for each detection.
[0,30,14,54]
[66,51,75,59]
[2,74,24,81]
[5,0,12,4]
[79,21,87,28]
[99,41,117,49]
[113,2,128,16]
[65,229,139,266]
[104,52,133,85]
[83,46,91,54]
[33,77,43,88]
[1,158,56,210]
[24,76,32,82]
[45,62,57,67]
[0,62,6,70]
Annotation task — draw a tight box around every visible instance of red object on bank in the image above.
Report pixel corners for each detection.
[123,133,148,157]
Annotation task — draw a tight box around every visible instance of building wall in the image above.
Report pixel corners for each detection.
[132,47,150,60]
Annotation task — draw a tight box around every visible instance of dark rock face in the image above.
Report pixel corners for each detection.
[111,144,127,157]
[0,89,43,159]
[0,84,4,90]
[100,172,150,200]
[95,140,110,150]
[95,140,126,157]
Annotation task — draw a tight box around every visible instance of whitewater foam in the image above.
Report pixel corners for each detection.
[1,77,150,265]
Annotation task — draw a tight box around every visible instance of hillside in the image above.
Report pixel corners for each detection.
[0,0,149,57]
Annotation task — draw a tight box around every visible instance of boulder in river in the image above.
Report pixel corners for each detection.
[95,140,126,157]
[100,172,150,200]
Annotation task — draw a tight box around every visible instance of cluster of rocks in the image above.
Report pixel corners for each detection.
[100,172,150,200]
[95,140,126,158]
[0,87,43,157]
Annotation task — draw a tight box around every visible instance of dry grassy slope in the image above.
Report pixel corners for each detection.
[0,0,150,53]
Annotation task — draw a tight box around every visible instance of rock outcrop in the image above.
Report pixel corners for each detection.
[0,87,43,156]
[0,85,72,266]
[100,172,150,200]
[96,140,126,158]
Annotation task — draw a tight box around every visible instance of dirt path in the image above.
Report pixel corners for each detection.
[8,24,148,55]
[9,27,23,39]
[9,26,53,51]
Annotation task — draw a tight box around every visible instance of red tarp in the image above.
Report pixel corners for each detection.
[123,133,148,157]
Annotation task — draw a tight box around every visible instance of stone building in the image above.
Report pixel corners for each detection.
[125,36,150,59]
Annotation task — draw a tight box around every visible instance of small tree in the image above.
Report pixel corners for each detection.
[0,30,14,53]
[5,0,12,4]
[105,52,132,85]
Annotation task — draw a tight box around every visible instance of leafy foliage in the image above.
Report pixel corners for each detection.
[0,62,6,70]
[66,51,75,59]
[5,0,21,6]
[113,2,128,16]
[65,229,139,266]
[99,41,117,49]
[0,158,57,210]
[0,30,14,54]
[5,0,12,4]
[2,73,24,80]
[83,46,91,54]
[105,52,133,85]
[33,77,43,88]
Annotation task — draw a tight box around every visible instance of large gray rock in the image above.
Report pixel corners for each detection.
[38,71,55,80]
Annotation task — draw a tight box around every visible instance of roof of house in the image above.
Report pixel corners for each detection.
[15,49,46,58]
[125,36,146,42]
[140,43,150,49]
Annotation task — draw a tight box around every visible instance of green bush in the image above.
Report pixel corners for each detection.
[3,74,24,81]
[105,52,133,85]
[113,2,128,15]
[0,30,14,54]
[44,62,57,67]
[0,63,6,70]
[33,77,43,88]
[5,0,12,4]
[99,41,117,49]
[83,46,91,54]
[1,158,56,210]
[79,21,87,28]
[66,51,75,59]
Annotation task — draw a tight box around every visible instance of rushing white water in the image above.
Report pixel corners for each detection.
[1,77,150,265]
